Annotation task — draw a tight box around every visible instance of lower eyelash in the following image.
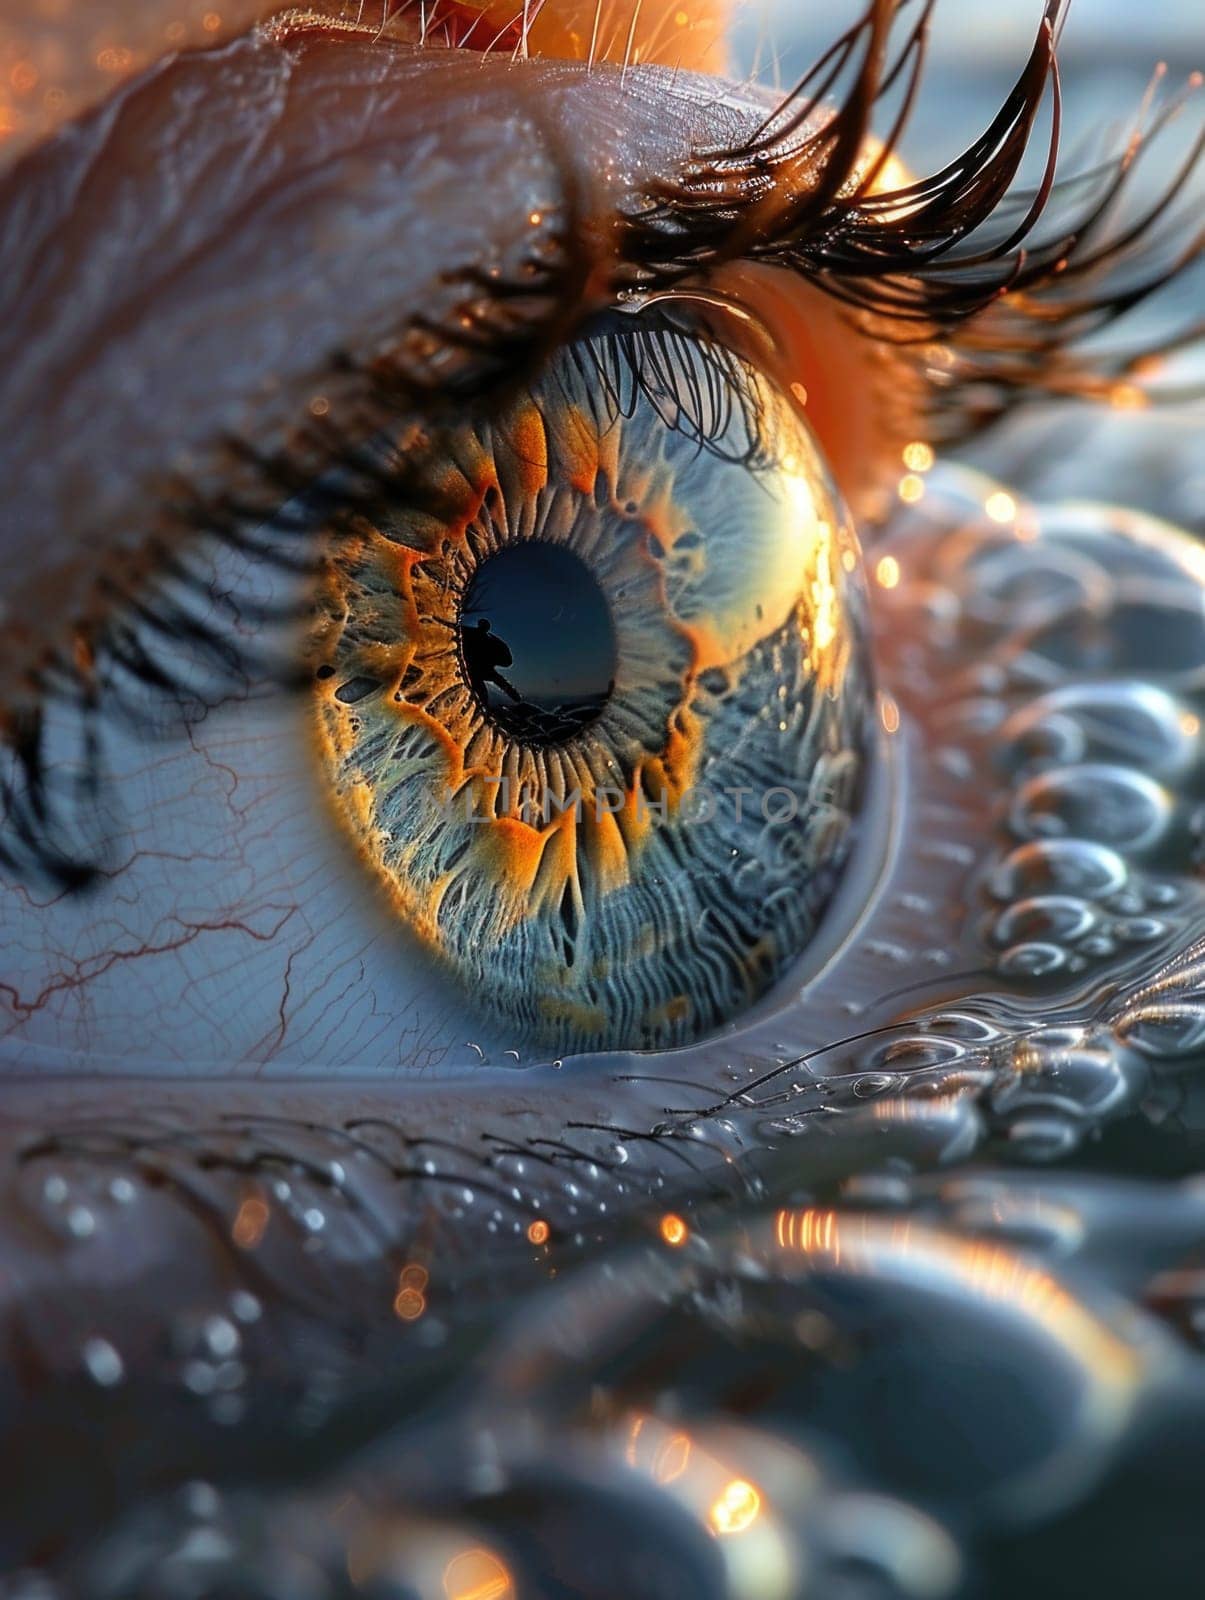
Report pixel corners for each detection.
[0,316,780,891]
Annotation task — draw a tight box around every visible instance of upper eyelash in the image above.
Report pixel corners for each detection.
[621,0,1203,440]
[2,0,1200,886]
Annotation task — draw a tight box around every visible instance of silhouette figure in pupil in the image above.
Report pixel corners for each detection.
[438,601,611,746]
[461,617,520,703]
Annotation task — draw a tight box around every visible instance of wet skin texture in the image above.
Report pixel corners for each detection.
[0,2,1204,1593]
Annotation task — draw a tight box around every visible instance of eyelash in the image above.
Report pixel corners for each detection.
[1,0,1200,889]
[623,0,1203,438]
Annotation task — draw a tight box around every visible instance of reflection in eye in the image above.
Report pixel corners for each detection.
[311,311,871,1051]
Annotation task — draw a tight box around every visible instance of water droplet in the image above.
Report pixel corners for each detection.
[82,1338,123,1387]
[230,1291,261,1324]
[998,942,1067,978]
[994,894,1097,947]
[991,839,1127,900]
[1010,764,1171,854]
[203,1316,240,1359]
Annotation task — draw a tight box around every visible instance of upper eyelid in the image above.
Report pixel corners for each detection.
[0,29,770,691]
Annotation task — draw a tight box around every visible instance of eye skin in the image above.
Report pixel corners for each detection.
[1,0,1202,1565]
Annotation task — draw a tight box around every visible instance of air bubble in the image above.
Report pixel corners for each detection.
[1001,682,1196,778]
[203,1316,240,1359]
[998,942,1067,978]
[1010,763,1172,854]
[230,1291,261,1324]
[993,895,1097,948]
[990,839,1127,900]
[1113,916,1166,943]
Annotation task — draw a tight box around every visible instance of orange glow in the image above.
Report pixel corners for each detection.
[394,1261,429,1319]
[442,1546,514,1600]
[653,1430,693,1483]
[875,554,900,589]
[95,47,136,72]
[775,1206,840,1263]
[521,0,731,72]
[660,1212,688,1247]
[880,696,900,735]
[708,1477,762,1536]
[527,1218,550,1245]
[231,1195,269,1249]
[626,1415,693,1482]
[393,1285,426,1321]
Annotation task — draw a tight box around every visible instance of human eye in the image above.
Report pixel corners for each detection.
[0,2,912,1074]
[1,0,1202,1573]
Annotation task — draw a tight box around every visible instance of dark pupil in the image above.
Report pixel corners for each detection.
[459,541,617,746]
